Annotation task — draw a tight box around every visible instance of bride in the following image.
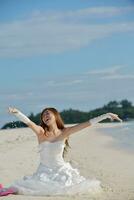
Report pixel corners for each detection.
[0,107,122,196]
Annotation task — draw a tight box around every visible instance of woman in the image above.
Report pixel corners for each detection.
[0,107,122,196]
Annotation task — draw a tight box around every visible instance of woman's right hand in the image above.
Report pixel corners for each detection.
[108,113,123,122]
[8,107,20,114]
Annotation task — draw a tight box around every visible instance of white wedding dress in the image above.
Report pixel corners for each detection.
[11,140,101,196]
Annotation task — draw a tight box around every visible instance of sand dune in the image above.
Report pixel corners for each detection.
[0,123,134,200]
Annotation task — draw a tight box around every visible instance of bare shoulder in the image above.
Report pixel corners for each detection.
[57,127,71,139]
[38,125,45,134]
[36,128,48,143]
[61,127,70,134]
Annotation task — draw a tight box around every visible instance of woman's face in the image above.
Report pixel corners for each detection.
[42,110,56,126]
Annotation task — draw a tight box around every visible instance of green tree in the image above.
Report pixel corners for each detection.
[120,99,132,109]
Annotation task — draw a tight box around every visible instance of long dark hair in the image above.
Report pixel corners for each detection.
[40,107,70,158]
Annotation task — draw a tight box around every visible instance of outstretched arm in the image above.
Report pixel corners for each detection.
[8,107,44,136]
[62,113,122,138]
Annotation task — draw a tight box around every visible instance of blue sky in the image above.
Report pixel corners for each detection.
[0,0,134,127]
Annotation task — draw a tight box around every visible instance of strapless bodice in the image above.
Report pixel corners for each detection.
[38,140,66,168]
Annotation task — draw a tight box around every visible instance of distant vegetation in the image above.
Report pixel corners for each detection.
[1,99,134,129]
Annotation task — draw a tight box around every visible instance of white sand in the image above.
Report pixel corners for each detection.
[0,123,134,200]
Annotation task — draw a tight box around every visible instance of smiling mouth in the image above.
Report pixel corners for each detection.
[45,118,50,123]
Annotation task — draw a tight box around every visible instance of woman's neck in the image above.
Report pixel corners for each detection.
[48,123,61,136]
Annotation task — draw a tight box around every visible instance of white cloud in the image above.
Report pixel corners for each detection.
[101,74,134,80]
[31,6,134,20]
[86,65,124,75]
[86,65,134,80]
[0,7,134,58]
[46,79,83,87]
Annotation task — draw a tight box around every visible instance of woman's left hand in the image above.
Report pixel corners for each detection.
[8,107,19,114]
[108,113,123,122]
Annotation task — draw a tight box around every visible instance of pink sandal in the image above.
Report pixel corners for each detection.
[0,184,3,189]
[0,187,17,196]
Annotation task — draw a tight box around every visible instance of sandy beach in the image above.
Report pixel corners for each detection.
[0,123,134,200]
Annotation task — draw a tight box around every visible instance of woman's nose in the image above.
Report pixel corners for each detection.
[45,112,49,117]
